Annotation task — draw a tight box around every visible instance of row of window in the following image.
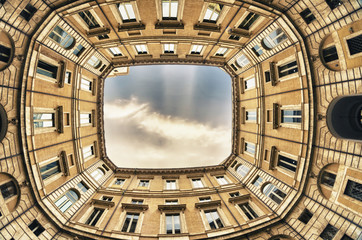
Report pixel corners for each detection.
[33,111,94,130]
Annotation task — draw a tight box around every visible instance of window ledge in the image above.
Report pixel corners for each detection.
[135,54,153,59]
[158,204,186,211]
[205,225,234,234]
[91,199,115,208]
[86,27,110,37]
[228,28,251,37]
[194,22,220,32]
[228,194,250,204]
[195,200,221,209]
[118,22,145,32]
[121,203,149,211]
[160,54,178,59]
[186,54,203,60]
[158,233,189,237]
[155,20,184,29]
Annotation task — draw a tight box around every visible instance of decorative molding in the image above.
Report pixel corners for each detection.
[195,200,221,209]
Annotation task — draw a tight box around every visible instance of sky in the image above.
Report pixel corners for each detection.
[104,65,232,168]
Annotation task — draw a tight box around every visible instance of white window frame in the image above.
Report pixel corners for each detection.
[244,141,256,156]
[138,179,150,188]
[215,176,229,185]
[163,43,176,54]
[165,179,177,190]
[91,168,104,181]
[280,105,302,129]
[191,178,205,188]
[190,44,204,55]
[74,9,103,31]
[82,144,95,160]
[80,77,92,91]
[245,109,257,122]
[215,47,228,57]
[38,156,63,185]
[109,47,123,57]
[244,76,256,91]
[134,44,148,54]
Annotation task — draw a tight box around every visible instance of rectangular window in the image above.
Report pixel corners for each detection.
[78,10,100,29]
[203,3,223,23]
[73,44,85,57]
[37,60,58,79]
[82,145,94,159]
[320,224,338,240]
[28,220,45,237]
[115,178,125,185]
[165,199,178,204]
[239,203,258,220]
[80,113,92,124]
[346,34,362,56]
[229,34,240,41]
[162,0,178,20]
[252,45,263,57]
[192,178,204,188]
[281,110,302,123]
[139,180,149,187]
[135,45,148,54]
[252,176,263,187]
[265,70,271,83]
[199,197,211,202]
[166,180,177,190]
[65,71,71,84]
[238,12,259,30]
[0,181,17,200]
[299,8,316,24]
[277,154,298,172]
[341,234,354,240]
[245,77,256,90]
[102,196,113,201]
[321,171,336,187]
[344,180,362,201]
[204,210,224,229]
[109,47,122,56]
[326,0,342,9]
[245,142,256,154]
[97,34,109,40]
[122,213,139,232]
[166,214,181,234]
[298,208,313,224]
[278,61,298,78]
[246,111,257,121]
[118,3,136,22]
[0,44,11,63]
[33,113,54,128]
[164,43,175,53]
[190,45,203,54]
[81,78,92,91]
[85,208,105,226]
[20,3,37,21]
[230,63,238,71]
[40,160,60,180]
[77,181,89,192]
[215,47,228,56]
[131,199,144,204]
[322,46,339,63]
[216,176,228,185]
[229,192,240,197]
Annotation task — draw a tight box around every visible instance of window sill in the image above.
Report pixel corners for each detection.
[155,20,184,29]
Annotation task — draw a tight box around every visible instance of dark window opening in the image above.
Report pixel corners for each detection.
[28,219,45,237]
[320,224,338,240]
[322,46,339,63]
[277,155,297,172]
[20,3,37,21]
[238,12,259,30]
[344,180,362,201]
[239,203,258,220]
[341,234,354,240]
[37,60,58,79]
[299,8,316,24]
[79,10,100,29]
[231,63,238,71]
[326,0,342,10]
[98,34,109,40]
[278,61,298,78]
[298,209,313,224]
[100,64,106,72]
[121,213,139,232]
[0,181,17,200]
[229,34,240,41]
[86,208,105,226]
[321,171,336,187]
[265,71,271,83]
[73,44,85,57]
[0,44,11,63]
[346,34,362,56]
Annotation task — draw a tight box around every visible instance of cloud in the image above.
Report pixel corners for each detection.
[104,97,231,168]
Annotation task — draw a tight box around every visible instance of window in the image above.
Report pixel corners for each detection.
[322,46,339,63]
[262,28,288,49]
[192,178,204,188]
[298,209,313,224]
[132,199,144,204]
[278,61,298,78]
[264,71,271,83]
[81,78,92,91]
[118,3,136,23]
[91,168,104,181]
[87,56,102,68]
[344,180,362,201]
[252,45,263,56]
[321,171,336,187]
[20,3,37,21]
[199,197,211,202]
[204,210,224,229]
[166,214,181,234]
[263,183,286,204]
[230,63,238,71]
[165,180,177,190]
[229,34,240,41]
[238,12,259,30]
[48,26,75,49]
[78,10,100,29]
[277,154,298,172]
[139,180,149,187]
[55,190,79,212]
[65,71,71,84]
[80,113,92,125]
[165,199,178,204]
[252,176,263,187]
[215,47,228,56]
[102,196,113,201]
[236,164,250,177]
[97,34,109,40]
[115,178,125,185]
[320,224,338,240]
[73,44,85,57]
[109,47,122,57]
[162,0,178,20]
[37,60,58,79]
[246,111,256,121]
[341,234,354,240]
[33,113,54,128]
[281,110,302,123]
[85,208,105,226]
[346,34,362,56]
[300,8,315,24]
[203,3,223,23]
[190,45,203,54]
[164,43,175,53]
[40,160,60,180]
[28,220,45,237]
[239,203,258,220]
[236,55,250,67]
[0,181,17,200]
[245,77,256,90]
[229,192,240,198]
[122,213,139,232]
[216,176,228,185]
[245,142,255,155]
[326,0,342,9]
[83,145,94,159]
[77,182,89,192]
[0,44,11,63]
[135,45,148,54]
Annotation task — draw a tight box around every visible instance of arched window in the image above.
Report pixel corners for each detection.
[0,30,15,71]
[87,56,102,69]
[48,26,75,50]
[91,168,105,181]
[326,95,362,141]
[263,183,286,204]
[0,104,8,142]
[235,164,250,177]
[236,55,250,68]
[55,189,79,212]
[262,28,288,50]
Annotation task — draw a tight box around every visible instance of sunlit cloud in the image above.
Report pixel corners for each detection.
[104,97,231,168]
